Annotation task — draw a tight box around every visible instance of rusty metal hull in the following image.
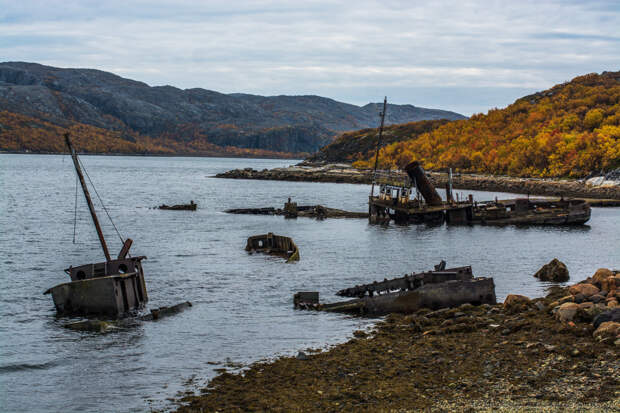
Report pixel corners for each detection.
[470,201,591,225]
[369,197,591,226]
[246,232,300,262]
[319,278,495,315]
[48,271,148,317]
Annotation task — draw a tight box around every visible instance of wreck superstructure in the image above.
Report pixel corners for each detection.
[44,133,148,317]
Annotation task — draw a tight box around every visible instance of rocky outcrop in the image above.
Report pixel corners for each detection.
[0,62,465,154]
[534,258,569,282]
[549,268,620,345]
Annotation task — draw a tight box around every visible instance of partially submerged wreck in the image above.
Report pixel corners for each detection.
[158,201,197,211]
[368,161,591,226]
[227,198,367,219]
[294,263,496,315]
[44,134,148,317]
[246,232,300,262]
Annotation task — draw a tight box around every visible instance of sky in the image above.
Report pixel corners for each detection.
[0,0,618,115]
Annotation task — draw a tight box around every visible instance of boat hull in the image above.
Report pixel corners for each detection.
[298,277,496,316]
[48,272,147,317]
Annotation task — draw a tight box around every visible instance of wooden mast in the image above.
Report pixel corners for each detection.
[65,133,111,262]
[370,96,387,197]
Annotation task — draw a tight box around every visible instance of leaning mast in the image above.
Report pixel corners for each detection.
[65,133,111,262]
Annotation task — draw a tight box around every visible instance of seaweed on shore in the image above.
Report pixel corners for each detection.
[174,285,619,412]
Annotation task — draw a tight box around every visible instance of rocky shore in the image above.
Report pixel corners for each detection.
[175,268,619,412]
[215,164,620,201]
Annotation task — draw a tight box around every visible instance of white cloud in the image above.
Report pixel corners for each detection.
[0,0,618,115]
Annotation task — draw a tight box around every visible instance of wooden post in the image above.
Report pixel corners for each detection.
[65,133,111,262]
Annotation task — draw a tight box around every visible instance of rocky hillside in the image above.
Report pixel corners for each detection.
[0,62,465,155]
[313,71,620,178]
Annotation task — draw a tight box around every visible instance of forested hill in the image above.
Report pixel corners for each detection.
[0,62,464,156]
[312,71,620,178]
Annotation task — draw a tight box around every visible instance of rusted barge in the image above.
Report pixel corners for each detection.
[368,161,591,226]
[44,133,148,317]
[294,263,496,315]
[246,232,300,262]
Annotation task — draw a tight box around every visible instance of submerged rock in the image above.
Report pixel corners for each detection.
[534,258,569,282]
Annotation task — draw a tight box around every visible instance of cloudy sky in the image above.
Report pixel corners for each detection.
[1,0,618,115]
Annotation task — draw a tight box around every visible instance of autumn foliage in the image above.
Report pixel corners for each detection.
[0,111,307,159]
[350,72,620,177]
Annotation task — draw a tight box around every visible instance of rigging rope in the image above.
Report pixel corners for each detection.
[77,157,126,245]
[73,173,78,243]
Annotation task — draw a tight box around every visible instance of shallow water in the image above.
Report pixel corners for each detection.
[0,154,618,412]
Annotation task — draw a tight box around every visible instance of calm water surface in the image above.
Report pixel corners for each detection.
[0,154,618,412]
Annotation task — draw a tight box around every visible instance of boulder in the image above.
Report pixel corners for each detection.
[590,294,605,303]
[569,283,600,297]
[593,308,620,329]
[555,302,579,322]
[592,268,614,285]
[573,293,587,303]
[593,321,620,342]
[608,299,619,308]
[534,259,569,282]
[503,294,530,312]
[558,295,574,304]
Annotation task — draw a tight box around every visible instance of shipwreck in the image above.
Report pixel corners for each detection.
[227,198,367,219]
[246,232,300,262]
[368,161,591,226]
[364,99,590,226]
[158,200,197,211]
[44,133,148,317]
[294,262,496,315]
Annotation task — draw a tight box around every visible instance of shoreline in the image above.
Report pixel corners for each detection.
[215,164,620,202]
[174,272,620,412]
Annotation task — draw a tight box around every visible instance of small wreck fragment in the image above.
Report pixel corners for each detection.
[44,133,148,318]
[246,232,300,262]
[158,201,197,211]
[294,263,495,315]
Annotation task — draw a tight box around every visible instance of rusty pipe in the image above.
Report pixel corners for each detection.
[404,161,443,206]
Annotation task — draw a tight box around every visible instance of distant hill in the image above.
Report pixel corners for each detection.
[307,119,452,163]
[0,62,465,155]
[315,71,620,178]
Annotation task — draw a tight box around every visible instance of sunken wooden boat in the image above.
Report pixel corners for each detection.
[44,133,148,317]
[246,232,300,262]
[294,263,496,315]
